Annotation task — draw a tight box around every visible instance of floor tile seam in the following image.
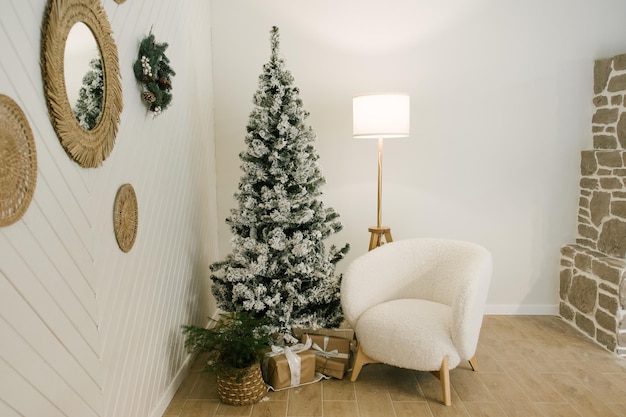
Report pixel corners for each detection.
[475,372,536,406]
[392,400,431,417]
[527,400,574,404]
[360,373,398,417]
[388,399,428,403]
[321,399,358,402]
[181,398,220,402]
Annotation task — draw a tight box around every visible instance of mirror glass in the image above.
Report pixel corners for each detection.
[64,22,104,130]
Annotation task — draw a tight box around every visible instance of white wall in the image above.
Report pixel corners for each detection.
[0,1,217,417]
[210,0,626,315]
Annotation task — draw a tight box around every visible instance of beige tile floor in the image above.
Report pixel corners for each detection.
[163,316,626,417]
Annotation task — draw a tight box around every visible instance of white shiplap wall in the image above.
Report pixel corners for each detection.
[0,1,218,417]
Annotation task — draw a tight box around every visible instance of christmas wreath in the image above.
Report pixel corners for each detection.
[132,32,175,116]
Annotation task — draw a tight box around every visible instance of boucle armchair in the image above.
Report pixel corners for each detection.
[341,238,493,406]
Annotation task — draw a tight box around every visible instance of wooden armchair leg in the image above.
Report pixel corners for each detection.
[350,345,379,382]
[430,356,452,406]
[468,355,478,371]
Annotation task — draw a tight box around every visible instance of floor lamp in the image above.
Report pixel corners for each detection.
[353,94,410,251]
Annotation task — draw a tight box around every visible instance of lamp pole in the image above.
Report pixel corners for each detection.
[377,137,383,229]
[353,93,409,251]
[368,137,392,251]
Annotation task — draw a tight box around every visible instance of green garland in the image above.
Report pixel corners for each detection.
[132,32,175,116]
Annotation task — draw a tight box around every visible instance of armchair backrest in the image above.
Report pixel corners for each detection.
[341,238,492,358]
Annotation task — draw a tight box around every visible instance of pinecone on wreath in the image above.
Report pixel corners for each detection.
[158,77,170,89]
[142,91,156,103]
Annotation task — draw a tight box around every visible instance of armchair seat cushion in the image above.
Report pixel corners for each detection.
[356,299,461,371]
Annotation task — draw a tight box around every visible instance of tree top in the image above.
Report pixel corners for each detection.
[270,26,280,61]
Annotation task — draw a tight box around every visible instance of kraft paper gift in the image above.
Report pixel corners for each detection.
[264,336,316,390]
[305,333,351,379]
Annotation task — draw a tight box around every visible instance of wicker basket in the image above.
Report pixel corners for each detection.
[217,363,267,406]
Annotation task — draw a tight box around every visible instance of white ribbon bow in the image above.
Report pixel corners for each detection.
[269,335,312,387]
[311,335,349,360]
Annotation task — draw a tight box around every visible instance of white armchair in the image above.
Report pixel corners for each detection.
[341,238,493,406]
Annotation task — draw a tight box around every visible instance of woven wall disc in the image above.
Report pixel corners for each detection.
[0,94,37,227]
[113,183,138,252]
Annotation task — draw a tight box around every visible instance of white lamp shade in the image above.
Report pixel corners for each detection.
[353,94,410,139]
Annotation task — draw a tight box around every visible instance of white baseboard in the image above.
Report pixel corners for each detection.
[150,309,222,417]
[150,352,194,417]
[484,304,559,315]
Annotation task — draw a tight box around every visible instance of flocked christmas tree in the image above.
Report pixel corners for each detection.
[73,57,103,130]
[211,27,349,343]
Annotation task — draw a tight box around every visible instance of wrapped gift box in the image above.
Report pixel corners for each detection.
[264,349,316,390]
[293,326,354,341]
[315,356,347,379]
[304,333,351,379]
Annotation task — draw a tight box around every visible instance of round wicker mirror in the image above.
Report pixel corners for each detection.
[41,0,123,168]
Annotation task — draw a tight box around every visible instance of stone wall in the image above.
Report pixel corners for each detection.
[560,53,626,357]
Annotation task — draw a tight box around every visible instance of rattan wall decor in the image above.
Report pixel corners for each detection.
[0,94,37,227]
[41,0,123,168]
[113,183,138,252]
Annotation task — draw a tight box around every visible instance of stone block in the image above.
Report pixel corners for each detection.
[609,74,626,92]
[600,177,622,189]
[614,169,626,176]
[575,238,596,250]
[579,196,589,209]
[580,178,599,190]
[611,95,623,105]
[614,191,626,198]
[593,125,605,133]
[570,275,598,313]
[619,331,626,346]
[621,278,626,308]
[575,312,596,337]
[578,224,598,242]
[599,293,618,315]
[593,108,619,124]
[561,258,573,267]
[593,95,609,106]
[581,151,597,174]
[596,328,617,351]
[597,151,623,167]
[590,191,610,226]
[598,169,613,175]
[611,201,626,219]
[598,218,626,258]
[596,309,617,331]
[560,245,576,259]
[594,135,617,149]
[600,282,618,296]
[574,252,592,271]
[560,269,572,300]
[618,112,626,149]
[592,259,622,285]
[594,58,612,94]
[559,302,575,321]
